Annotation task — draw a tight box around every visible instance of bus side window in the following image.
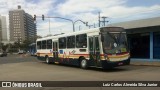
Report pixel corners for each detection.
[47,39,52,49]
[37,41,41,49]
[42,40,47,49]
[67,36,75,48]
[59,37,66,49]
[76,34,87,48]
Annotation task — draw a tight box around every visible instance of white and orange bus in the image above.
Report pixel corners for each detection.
[36,27,130,69]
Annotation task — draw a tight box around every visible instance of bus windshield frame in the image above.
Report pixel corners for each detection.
[101,31,128,54]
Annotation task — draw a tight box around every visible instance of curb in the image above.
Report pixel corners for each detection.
[130,63,160,67]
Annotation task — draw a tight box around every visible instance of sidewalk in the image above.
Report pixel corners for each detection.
[130,60,160,67]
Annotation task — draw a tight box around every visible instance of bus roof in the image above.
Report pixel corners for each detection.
[37,27,99,41]
[36,26,124,41]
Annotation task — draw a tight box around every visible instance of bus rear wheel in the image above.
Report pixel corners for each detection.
[80,59,88,69]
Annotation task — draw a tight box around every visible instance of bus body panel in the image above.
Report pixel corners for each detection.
[36,27,130,69]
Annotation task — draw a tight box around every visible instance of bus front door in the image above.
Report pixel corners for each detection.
[53,42,58,61]
[89,36,101,67]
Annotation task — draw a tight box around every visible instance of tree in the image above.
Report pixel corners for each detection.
[1,43,9,52]
[37,35,43,39]
[22,40,31,51]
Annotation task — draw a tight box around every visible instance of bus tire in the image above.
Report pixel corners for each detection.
[45,56,51,64]
[80,59,88,69]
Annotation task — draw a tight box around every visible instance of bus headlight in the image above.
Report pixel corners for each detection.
[104,54,109,60]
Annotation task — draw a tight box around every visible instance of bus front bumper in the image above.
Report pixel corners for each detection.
[101,58,130,69]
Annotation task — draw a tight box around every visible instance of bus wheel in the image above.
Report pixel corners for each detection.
[45,56,50,64]
[80,59,88,69]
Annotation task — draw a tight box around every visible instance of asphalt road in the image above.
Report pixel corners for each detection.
[0,54,160,90]
[0,54,38,64]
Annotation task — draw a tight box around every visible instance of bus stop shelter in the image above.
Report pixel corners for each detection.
[108,17,160,62]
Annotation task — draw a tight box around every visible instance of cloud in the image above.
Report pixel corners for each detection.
[1,0,160,37]
[24,0,55,15]
[7,0,54,15]
[102,5,160,18]
[0,0,55,21]
[56,0,160,19]
[102,5,160,24]
[37,21,67,30]
[56,0,126,16]
[54,0,128,30]
[0,0,56,37]
[37,20,74,36]
[39,0,160,36]
[55,0,160,29]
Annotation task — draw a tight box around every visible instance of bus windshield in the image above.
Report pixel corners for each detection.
[101,32,128,54]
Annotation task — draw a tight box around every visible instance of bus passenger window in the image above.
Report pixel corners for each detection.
[47,39,52,49]
[76,34,87,48]
[59,37,66,49]
[37,41,41,49]
[42,40,47,49]
[67,36,75,48]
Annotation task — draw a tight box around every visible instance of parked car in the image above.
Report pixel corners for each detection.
[18,50,26,54]
[18,50,24,54]
[0,52,7,57]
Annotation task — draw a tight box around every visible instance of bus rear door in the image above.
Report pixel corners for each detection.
[53,41,59,62]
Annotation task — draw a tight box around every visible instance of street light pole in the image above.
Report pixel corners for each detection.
[35,15,87,32]
[47,17,87,32]
[73,19,88,32]
[87,23,96,29]
[49,18,51,34]
[46,16,75,32]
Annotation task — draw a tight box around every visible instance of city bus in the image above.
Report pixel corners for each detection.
[36,27,130,69]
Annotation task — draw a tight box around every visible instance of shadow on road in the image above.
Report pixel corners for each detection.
[88,67,128,72]
[40,61,129,72]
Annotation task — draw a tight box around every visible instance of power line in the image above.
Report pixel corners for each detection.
[37,7,160,32]
[83,7,160,27]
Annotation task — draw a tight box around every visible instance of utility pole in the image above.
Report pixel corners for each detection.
[49,18,51,34]
[101,16,108,26]
[98,12,109,27]
[98,12,101,27]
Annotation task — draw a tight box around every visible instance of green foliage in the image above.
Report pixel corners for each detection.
[4,40,33,53]
[1,43,9,51]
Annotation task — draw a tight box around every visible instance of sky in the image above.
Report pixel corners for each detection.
[0,0,160,37]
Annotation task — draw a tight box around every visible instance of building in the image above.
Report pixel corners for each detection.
[0,15,7,42]
[108,16,160,61]
[0,17,1,44]
[9,7,26,43]
[9,6,36,44]
[26,13,37,43]
[0,15,8,51]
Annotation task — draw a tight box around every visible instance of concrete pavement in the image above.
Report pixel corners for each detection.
[0,55,160,90]
[131,60,160,67]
